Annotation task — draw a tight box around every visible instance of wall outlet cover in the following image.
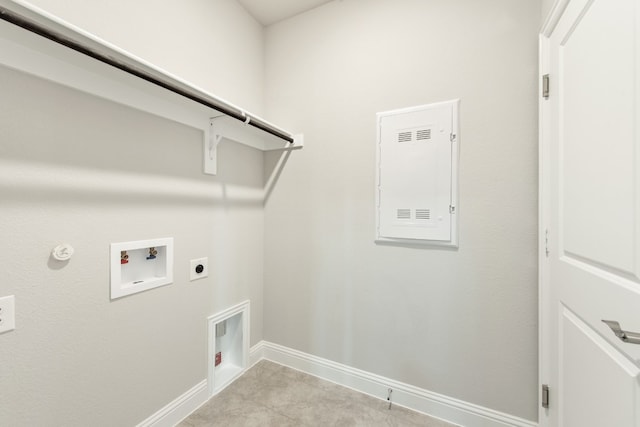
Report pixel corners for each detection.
[190,257,209,281]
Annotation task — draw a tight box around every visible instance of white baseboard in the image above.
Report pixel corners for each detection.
[249,340,266,367]
[136,379,208,427]
[251,341,537,427]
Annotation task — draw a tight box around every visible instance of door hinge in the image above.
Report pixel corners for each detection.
[450,133,456,142]
[542,384,550,408]
[542,74,550,99]
[544,228,550,257]
[449,205,456,214]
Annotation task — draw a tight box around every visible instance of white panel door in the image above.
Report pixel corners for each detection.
[544,0,640,426]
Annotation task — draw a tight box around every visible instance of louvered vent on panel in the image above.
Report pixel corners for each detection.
[397,209,411,220]
[417,129,432,141]
[376,99,459,247]
[415,209,431,220]
[398,131,412,143]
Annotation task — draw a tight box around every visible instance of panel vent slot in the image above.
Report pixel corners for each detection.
[398,131,412,143]
[417,129,432,141]
[415,209,431,220]
[397,209,411,219]
[376,100,458,246]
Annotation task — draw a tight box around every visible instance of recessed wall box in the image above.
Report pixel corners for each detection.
[376,100,459,247]
[208,301,249,396]
[110,238,174,299]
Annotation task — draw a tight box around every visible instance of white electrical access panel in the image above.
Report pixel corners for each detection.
[110,238,174,299]
[376,100,459,247]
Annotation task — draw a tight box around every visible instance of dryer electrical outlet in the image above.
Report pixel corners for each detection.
[190,257,209,281]
[376,100,459,247]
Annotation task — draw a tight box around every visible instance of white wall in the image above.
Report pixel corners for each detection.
[541,0,556,25]
[0,1,265,425]
[264,0,540,421]
[22,0,265,114]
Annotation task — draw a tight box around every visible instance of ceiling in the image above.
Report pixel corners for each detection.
[237,0,334,26]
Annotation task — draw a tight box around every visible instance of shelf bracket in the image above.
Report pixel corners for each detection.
[205,119,224,175]
[205,116,304,176]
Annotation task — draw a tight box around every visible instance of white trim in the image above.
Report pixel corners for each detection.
[538,28,552,427]
[540,0,570,37]
[539,2,565,426]
[136,380,208,427]
[251,341,537,427]
[249,340,266,367]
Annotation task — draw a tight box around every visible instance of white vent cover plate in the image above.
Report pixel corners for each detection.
[376,99,459,247]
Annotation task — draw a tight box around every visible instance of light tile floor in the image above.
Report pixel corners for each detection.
[179,360,457,427]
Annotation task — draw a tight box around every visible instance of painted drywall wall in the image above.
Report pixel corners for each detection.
[22,0,265,114]
[264,0,539,421]
[0,69,264,426]
[0,1,265,425]
[541,0,556,25]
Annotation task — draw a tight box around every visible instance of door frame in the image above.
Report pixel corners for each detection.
[539,1,569,426]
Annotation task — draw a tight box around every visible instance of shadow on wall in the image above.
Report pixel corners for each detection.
[264,149,293,204]
[0,65,268,208]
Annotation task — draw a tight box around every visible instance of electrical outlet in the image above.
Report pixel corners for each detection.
[0,295,16,334]
[190,257,208,281]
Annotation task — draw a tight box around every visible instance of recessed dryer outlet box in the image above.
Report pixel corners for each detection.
[208,300,249,396]
[190,257,208,281]
[110,238,173,299]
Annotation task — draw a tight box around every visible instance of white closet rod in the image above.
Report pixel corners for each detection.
[0,5,295,145]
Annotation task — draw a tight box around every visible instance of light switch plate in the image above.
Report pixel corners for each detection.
[190,257,209,281]
[0,295,16,334]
